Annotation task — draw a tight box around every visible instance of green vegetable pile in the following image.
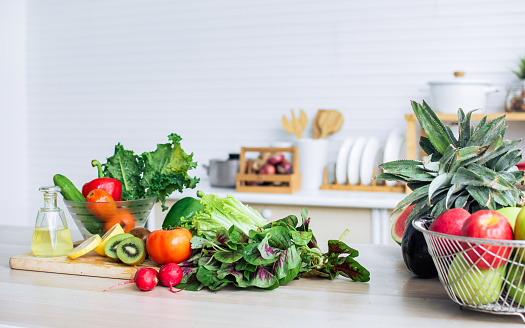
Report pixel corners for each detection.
[99,133,199,210]
[174,198,370,291]
[178,191,267,239]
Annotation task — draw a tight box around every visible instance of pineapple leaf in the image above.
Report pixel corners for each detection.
[492,190,516,207]
[379,160,435,181]
[457,109,473,147]
[392,184,430,217]
[374,173,408,183]
[428,173,454,202]
[473,116,488,134]
[467,116,506,147]
[454,193,470,209]
[412,100,454,154]
[419,137,442,161]
[438,145,457,173]
[430,196,448,218]
[422,154,439,172]
[445,184,466,208]
[450,145,489,172]
[466,185,495,210]
[479,139,521,167]
[467,165,514,191]
[494,149,521,172]
[406,197,431,223]
[379,159,420,172]
[407,181,431,191]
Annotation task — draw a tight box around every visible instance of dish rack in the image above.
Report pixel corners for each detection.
[413,217,525,323]
[320,165,406,193]
[235,147,301,194]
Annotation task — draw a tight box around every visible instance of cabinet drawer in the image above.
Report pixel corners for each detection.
[249,204,371,245]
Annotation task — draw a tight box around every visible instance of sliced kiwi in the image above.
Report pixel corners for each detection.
[128,227,151,244]
[104,233,134,260]
[116,236,146,265]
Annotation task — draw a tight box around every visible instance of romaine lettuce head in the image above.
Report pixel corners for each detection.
[190,193,266,239]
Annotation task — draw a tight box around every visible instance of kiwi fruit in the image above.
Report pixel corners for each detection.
[104,233,134,260]
[128,227,151,244]
[116,236,146,265]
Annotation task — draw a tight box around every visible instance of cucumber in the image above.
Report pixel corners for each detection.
[53,174,86,202]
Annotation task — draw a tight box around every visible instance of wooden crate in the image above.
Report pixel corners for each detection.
[236,147,301,193]
[320,165,406,193]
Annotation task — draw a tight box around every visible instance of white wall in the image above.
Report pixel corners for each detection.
[0,0,27,227]
[3,0,525,236]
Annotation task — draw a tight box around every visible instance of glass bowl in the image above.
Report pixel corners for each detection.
[63,197,156,240]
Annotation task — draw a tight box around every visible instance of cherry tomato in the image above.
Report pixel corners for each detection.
[86,189,117,218]
[103,208,136,233]
[146,228,192,265]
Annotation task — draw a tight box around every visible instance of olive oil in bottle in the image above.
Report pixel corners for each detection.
[31,186,73,257]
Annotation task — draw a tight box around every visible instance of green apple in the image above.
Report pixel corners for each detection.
[448,253,504,305]
[496,207,521,231]
[514,207,525,240]
[506,264,525,307]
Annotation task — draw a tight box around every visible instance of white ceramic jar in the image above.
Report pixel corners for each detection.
[428,72,499,114]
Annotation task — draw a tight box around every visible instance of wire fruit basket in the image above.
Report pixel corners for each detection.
[413,217,525,323]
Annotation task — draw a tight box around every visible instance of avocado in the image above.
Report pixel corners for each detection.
[401,218,438,279]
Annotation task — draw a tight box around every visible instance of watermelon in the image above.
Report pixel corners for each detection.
[391,204,415,245]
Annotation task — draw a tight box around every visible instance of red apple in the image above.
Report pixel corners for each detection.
[461,210,513,270]
[428,208,471,256]
[429,208,471,236]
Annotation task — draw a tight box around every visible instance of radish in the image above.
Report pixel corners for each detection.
[104,267,159,292]
[159,263,183,293]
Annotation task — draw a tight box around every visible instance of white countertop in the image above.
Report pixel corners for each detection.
[3,225,523,327]
[170,179,406,210]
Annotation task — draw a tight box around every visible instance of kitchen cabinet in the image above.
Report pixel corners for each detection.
[154,180,405,246]
[405,112,525,160]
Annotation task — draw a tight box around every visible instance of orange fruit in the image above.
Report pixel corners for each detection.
[86,189,117,218]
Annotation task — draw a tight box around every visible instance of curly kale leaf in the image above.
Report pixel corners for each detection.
[103,143,145,200]
[141,133,199,210]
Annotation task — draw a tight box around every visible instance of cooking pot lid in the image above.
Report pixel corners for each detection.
[428,72,491,86]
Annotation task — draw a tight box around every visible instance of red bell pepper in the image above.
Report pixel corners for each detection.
[82,160,123,201]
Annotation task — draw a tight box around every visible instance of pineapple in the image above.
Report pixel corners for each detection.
[376,100,525,223]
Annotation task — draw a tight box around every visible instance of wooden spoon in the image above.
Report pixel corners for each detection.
[312,109,325,140]
[282,109,308,139]
[318,110,344,139]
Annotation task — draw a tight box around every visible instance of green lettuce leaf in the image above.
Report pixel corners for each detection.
[190,193,266,239]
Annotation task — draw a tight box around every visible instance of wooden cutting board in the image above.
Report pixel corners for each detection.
[9,251,160,279]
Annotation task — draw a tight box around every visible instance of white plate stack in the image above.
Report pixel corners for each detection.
[335,129,406,186]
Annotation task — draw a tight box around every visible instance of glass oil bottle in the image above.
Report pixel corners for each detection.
[31,186,73,257]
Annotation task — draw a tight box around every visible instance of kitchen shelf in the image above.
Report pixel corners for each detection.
[404,112,525,160]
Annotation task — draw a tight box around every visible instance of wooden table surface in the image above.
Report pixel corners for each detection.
[1,226,524,327]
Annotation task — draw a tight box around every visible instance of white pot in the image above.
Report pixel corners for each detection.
[427,73,499,114]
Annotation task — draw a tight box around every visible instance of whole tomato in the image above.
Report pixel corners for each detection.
[146,228,192,265]
[86,189,117,218]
